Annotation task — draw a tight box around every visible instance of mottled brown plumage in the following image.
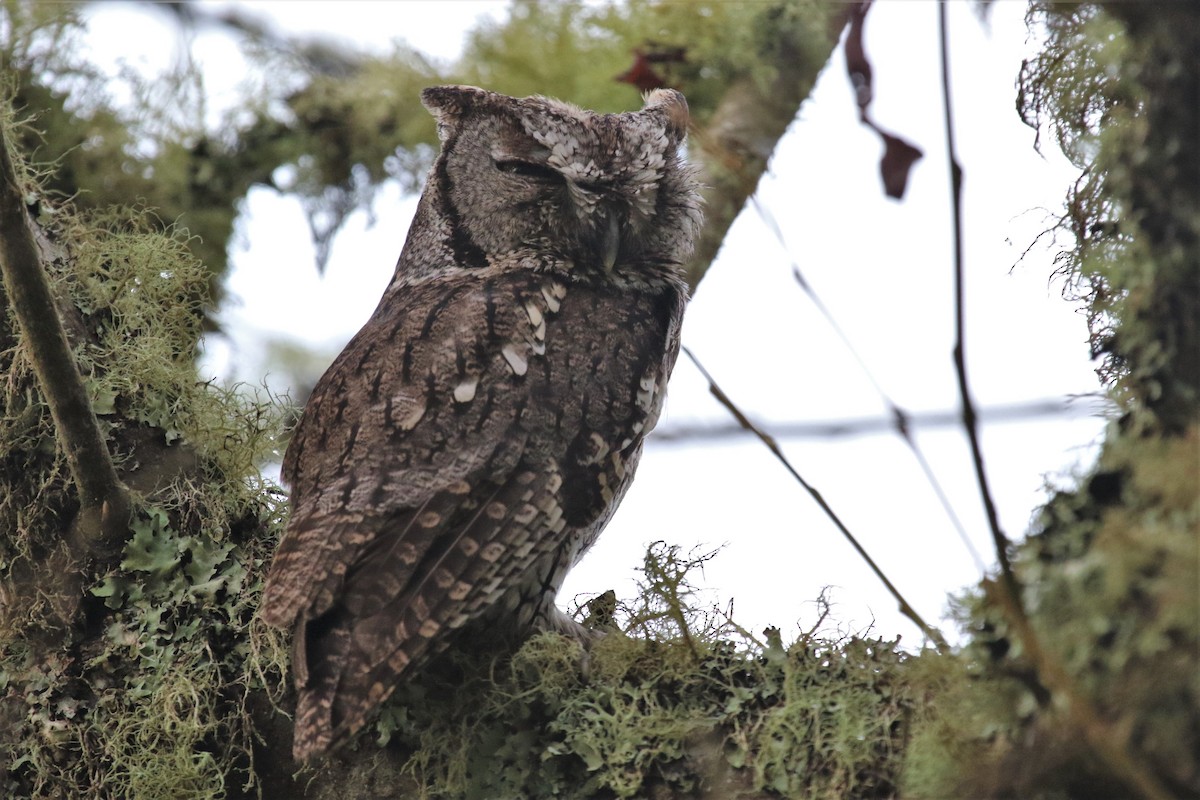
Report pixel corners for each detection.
[260,85,701,761]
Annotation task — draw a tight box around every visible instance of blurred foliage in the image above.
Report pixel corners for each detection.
[2,2,244,308]
[0,0,834,307]
[457,0,828,118]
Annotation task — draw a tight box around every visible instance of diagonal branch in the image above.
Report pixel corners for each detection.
[0,124,130,559]
[684,6,853,292]
[682,346,948,652]
[752,195,986,572]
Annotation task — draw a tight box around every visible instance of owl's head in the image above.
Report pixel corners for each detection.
[413,85,701,284]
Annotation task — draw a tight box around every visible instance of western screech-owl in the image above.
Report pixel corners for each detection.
[260,85,702,761]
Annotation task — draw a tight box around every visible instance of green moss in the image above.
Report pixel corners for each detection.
[330,544,921,800]
[1022,3,1200,429]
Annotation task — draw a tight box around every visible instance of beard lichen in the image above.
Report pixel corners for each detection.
[0,163,290,797]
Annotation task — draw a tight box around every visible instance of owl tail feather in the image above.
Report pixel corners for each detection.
[293,685,379,762]
[291,616,348,761]
[291,610,399,761]
[292,692,334,762]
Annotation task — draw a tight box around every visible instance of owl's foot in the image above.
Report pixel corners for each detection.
[526,605,596,682]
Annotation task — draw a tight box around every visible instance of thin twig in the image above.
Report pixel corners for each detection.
[0,124,129,558]
[752,195,986,572]
[681,346,948,652]
[938,9,1172,800]
[938,4,1015,604]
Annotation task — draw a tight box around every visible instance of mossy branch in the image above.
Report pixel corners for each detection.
[938,9,1173,800]
[0,124,130,559]
[684,7,852,292]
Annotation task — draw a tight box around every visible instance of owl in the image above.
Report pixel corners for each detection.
[260,85,702,761]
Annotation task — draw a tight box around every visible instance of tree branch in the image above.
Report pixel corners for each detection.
[683,347,948,652]
[938,2,1015,609]
[0,125,130,559]
[685,7,852,292]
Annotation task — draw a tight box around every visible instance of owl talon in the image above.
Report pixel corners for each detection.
[545,608,604,682]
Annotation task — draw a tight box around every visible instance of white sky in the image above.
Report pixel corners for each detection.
[82,1,1106,646]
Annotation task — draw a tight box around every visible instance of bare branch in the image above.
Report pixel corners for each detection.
[682,346,948,652]
[939,2,1014,606]
[0,124,130,559]
[752,195,986,571]
[651,396,1105,443]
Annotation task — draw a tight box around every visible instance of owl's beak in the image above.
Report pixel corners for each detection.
[601,213,621,271]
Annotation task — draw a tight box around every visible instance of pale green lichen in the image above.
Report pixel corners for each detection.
[347,543,918,800]
[0,104,289,796]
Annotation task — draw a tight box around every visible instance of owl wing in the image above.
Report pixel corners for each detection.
[262,267,684,760]
[289,461,574,760]
[261,269,555,629]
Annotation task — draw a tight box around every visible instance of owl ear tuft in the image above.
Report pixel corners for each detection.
[641,89,690,142]
[421,85,494,140]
